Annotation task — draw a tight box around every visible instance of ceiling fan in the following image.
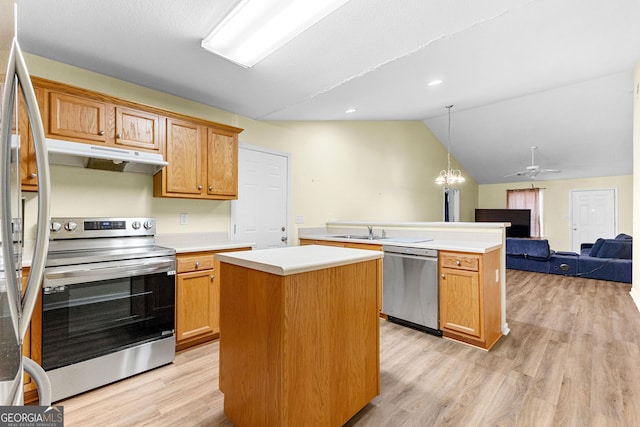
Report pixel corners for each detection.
[504,146,561,179]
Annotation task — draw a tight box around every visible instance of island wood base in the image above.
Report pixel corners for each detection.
[219,259,380,427]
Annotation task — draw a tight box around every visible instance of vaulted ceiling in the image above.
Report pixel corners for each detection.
[17,0,640,184]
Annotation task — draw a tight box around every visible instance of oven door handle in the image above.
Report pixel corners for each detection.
[44,259,175,287]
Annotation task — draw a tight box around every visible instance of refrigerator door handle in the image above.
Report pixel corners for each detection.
[0,37,21,340]
[14,38,51,340]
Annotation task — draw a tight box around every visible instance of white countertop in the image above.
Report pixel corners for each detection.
[215,244,383,276]
[326,220,510,229]
[155,232,255,253]
[301,234,502,254]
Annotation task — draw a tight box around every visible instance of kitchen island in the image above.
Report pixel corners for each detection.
[215,245,383,427]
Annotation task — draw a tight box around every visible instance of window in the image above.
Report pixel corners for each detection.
[506,188,543,238]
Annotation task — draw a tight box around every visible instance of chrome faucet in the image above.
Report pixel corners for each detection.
[367,226,374,239]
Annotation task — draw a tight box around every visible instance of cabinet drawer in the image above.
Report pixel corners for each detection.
[177,254,215,273]
[440,253,479,271]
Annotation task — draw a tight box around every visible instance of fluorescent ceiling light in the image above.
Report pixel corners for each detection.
[202,0,351,67]
[427,79,444,87]
[345,108,357,114]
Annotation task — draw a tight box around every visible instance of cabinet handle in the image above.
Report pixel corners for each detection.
[116,133,122,139]
[98,130,105,136]
[197,185,202,190]
[441,274,445,278]
[29,173,37,179]
[210,275,215,281]
[195,261,200,268]
[456,260,461,266]
[208,185,213,191]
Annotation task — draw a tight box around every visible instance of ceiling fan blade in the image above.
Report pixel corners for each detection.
[504,170,528,178]
[540,169,561,173]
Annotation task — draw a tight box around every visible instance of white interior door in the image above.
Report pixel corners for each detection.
[231,145,289,249]
[570,189,616,252]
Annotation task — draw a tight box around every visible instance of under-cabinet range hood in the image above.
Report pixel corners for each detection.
[47,139,168,174]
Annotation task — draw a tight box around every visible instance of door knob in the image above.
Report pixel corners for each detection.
[281,236,288,242]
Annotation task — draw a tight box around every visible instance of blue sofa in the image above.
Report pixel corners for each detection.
[506,234,632,283]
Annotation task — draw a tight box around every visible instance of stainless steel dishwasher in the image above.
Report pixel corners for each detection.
[382,245,441,336]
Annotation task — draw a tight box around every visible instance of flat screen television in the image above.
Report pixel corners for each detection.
[475,209,531,238]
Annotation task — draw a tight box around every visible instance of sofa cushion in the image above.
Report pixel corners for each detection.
[615,233,633,240]
[588,238,605,257]
[506,238,551,259]
[594,239,632,259]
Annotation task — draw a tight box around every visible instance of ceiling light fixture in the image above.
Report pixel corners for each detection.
[201,0,351,68]
[345,108,357,114]
[435,105,465,186]
[427,79,443,87]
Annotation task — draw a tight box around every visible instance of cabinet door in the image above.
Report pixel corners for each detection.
[176,270,216,343]
[21,267,42,404]
[19,85,44,191]
[115,106,160,151]
[206,128,237,197]
[165,118,203,195]
[439,267,482,339]
[48,91,107,143]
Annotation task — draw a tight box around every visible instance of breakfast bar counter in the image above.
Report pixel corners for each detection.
[216,245,382,426]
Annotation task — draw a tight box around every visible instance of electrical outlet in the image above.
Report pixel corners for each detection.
[180,213,188,225]
[295,215,304,224]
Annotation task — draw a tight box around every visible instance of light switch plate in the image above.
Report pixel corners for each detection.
[180,213,188,225]
[295,215,304,224]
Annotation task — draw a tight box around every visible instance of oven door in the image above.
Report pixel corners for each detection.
[41,256,175,371]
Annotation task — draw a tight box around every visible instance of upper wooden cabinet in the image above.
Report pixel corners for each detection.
[48,91,107,143]
[26,76,243,199]
[206,127,237,197]
[154,118,241,200]
[1,79,43,192]
[115,106,160,151]
[163,118,202,196]
[47,90,161,153]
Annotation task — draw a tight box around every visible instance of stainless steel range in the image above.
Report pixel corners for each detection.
[42,217,176,402]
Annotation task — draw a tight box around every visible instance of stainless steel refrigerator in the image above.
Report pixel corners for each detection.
[0,1,51,406]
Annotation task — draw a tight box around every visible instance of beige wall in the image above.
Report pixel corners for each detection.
[632,61,640,305]
[22,54,478,241]
[478,175,633,252]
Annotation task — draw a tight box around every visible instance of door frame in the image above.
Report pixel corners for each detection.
[230,143,292,246]
[569,188,617,252]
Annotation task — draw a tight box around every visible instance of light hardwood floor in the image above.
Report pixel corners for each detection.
[58,270,640,426]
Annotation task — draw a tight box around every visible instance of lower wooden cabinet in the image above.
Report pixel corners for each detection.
[175,247,251,351]
[22,266,42,404]
[439,249,502,350]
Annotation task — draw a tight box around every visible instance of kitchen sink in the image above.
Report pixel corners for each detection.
[330,234,380,240]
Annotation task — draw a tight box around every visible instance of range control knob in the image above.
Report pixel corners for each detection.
[132,221,141,230]
[64,221,77,232]
[143,220,154,230]
[50,222,62,232]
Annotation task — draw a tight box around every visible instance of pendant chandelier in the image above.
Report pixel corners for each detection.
[435,105,465,186]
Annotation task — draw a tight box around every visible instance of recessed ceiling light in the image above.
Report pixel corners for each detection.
[202,0,352,67]
[427,79,444,87]
[345,108,357,114]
